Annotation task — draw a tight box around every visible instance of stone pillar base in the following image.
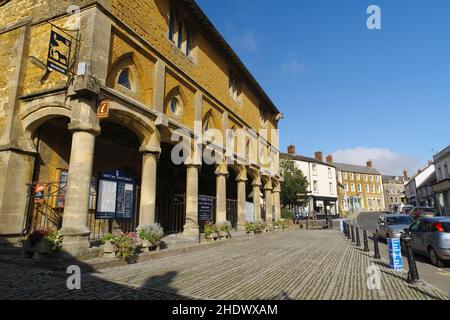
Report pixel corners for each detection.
[182,227,199,238]
[60,227,91,257]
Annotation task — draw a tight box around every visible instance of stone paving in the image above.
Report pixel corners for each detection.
[0,229,448,300]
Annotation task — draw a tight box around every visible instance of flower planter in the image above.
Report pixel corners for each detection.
[211,233,219,241]
[125,255,139,264]
[205,234,213,241]
[218,231,227,239]
[149,242,160,252]
[141,240,150,249]
[103,241,116,258]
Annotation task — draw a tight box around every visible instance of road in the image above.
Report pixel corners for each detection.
[356,211,450,294]
[0,229,448,300]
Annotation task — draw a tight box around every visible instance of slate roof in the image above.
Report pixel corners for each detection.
[280,153,335,167]
[332,162,381,175]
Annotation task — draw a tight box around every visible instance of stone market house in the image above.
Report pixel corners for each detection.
[0,0,282,256]
[433,145,450,216]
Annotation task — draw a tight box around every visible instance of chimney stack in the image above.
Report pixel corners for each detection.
[403,169,408,178]
[366,160,373,168]
[326,154,333,164]
[315,151,323,162]
[287,144,296,155]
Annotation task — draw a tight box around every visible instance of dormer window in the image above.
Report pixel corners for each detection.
[168,9,192,57]
[229,70,242,104]
[118,68,131,90]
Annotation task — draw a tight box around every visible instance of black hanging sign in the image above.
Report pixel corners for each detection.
[47,29,72,76]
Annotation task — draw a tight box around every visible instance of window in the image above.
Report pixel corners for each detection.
[344,183,348,192]
[313,180,318,193]
[365,184,369,193]
[368,199,373,207]
[371,185,375,193]
[369,175,374,181]
[445,164,449,178]
[338,171,342,182]
[329,182,334,195]
[168,9,192,57]
[351,183,355,192]
[312,164,318,176]
[343,172,348,179]
[364,175,368,181]
[375,176,379,182]
[229,70,242,104]
[376,185,380,193]
[118,68,131,90]
[356,174,360,180]
[328,168,332,179]
[357,184,362,192]
[349,173,354,180]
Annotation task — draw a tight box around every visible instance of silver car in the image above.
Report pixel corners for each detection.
[403,217,450,267]
[377,214,414,240]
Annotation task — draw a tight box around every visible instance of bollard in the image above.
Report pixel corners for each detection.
[373,233,381,259]
[343,221,347,236]
[355,227,361,247]
[346,224,351,240]
[402,233,420,284]
[363,230,370,252]
[351,225,356,243]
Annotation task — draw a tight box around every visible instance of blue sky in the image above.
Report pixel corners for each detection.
[196,0,450,175]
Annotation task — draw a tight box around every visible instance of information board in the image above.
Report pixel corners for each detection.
[96,170,135,220]
[198,196,214,221]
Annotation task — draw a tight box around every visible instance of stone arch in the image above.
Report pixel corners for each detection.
[22,99,71,139]
[163,85,189,119]
[106,53,143,99]
[228,163,247,181]
[107,100,159,151]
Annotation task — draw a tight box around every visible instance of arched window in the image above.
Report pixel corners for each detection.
[118,68,131,90]
[170,98,178,115]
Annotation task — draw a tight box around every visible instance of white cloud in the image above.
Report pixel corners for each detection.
[332,147,423,176]
[281,52,304,74]
[230,30,259,54]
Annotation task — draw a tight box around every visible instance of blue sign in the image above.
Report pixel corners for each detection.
[198,196,214,221]
[96,170,135,220]
[387,238,403,271]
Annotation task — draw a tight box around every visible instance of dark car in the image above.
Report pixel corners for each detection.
[409,207,437,220]
[402,217,450,267]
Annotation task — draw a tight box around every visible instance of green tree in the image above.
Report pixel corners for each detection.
[280,158,309,208]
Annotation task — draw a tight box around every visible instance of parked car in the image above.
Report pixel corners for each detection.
[409,207,437,220]
[376,214,414,240]
[400,205,414,215]
[402,217,450,267]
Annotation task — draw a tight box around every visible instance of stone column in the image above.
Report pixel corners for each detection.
[215,165,228,224]
[263,178,273,227]
[273,180,281,222]
[236,177,247,231]
[183,165,199,237]
[139,151,159,227]
[60,125,99,256]
[253,181,262,221]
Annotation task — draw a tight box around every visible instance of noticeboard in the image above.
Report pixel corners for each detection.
[198,196,214,221]
[388,238,403,271]
[96,170,135,220]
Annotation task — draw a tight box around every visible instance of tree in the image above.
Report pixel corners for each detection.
[280,158,309,209]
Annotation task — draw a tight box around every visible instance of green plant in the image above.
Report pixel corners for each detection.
[101,233,117,244]
[254,220,266,234]
[115,233,140,263]
[281,219,289,229]
[244,222,254,233]
[281,209,295,221]
[28,229,52,247]
[43,230,62,257]
[219,221,232,234]
[137,224,164,245]
[204,222,214,237]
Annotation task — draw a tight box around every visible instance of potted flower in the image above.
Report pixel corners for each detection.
[281,219,289,230]
[115,232,141,264]
[101,233,118,258]
[137,224,164,251]
[23,229,62,258]
[274,220,282,230]
[217,221,232,239]
[245,222,255,235]
[204,222,214,241]
[253,220,265,234]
